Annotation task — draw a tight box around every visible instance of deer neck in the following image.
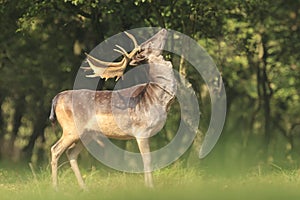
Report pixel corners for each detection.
[147,55,177,97]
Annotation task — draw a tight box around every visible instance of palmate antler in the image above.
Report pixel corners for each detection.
[82,32,141,81]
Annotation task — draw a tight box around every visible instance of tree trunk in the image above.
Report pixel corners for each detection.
[257,33,273,157]
[0,95,5,159]
[22,105,48,163]
[8,95,25,159]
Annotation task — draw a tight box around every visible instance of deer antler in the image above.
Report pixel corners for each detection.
[83,31,140,81]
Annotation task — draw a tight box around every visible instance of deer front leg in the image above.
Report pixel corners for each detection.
[136,138,153,188]
[66,141,86,190]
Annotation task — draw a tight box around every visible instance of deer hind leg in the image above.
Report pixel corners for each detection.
[66,141,86,190]
[136,138,153,188]
[51,134,77,189]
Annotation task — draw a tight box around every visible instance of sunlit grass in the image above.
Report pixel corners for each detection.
[1,163,300,200]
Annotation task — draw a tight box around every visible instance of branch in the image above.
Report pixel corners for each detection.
[52,1,92,19]
[290,123,300,134]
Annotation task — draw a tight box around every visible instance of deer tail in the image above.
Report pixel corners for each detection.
[49,95,59,124]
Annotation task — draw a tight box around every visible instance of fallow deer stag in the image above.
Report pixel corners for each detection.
[49,29,176,189]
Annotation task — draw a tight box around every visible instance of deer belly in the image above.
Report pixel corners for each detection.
[84,113,134,139]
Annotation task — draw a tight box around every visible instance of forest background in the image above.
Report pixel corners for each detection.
[0,0,299,175]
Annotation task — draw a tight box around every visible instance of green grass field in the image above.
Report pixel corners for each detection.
[1,163,300,200]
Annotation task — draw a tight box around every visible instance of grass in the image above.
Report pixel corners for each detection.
[1,163,300,200]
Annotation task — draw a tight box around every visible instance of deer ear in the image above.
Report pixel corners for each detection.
[130,53,146,65]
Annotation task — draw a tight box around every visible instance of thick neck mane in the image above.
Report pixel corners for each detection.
[147,55,177,97]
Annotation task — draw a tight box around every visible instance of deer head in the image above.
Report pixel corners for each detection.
[82,29,168,81]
